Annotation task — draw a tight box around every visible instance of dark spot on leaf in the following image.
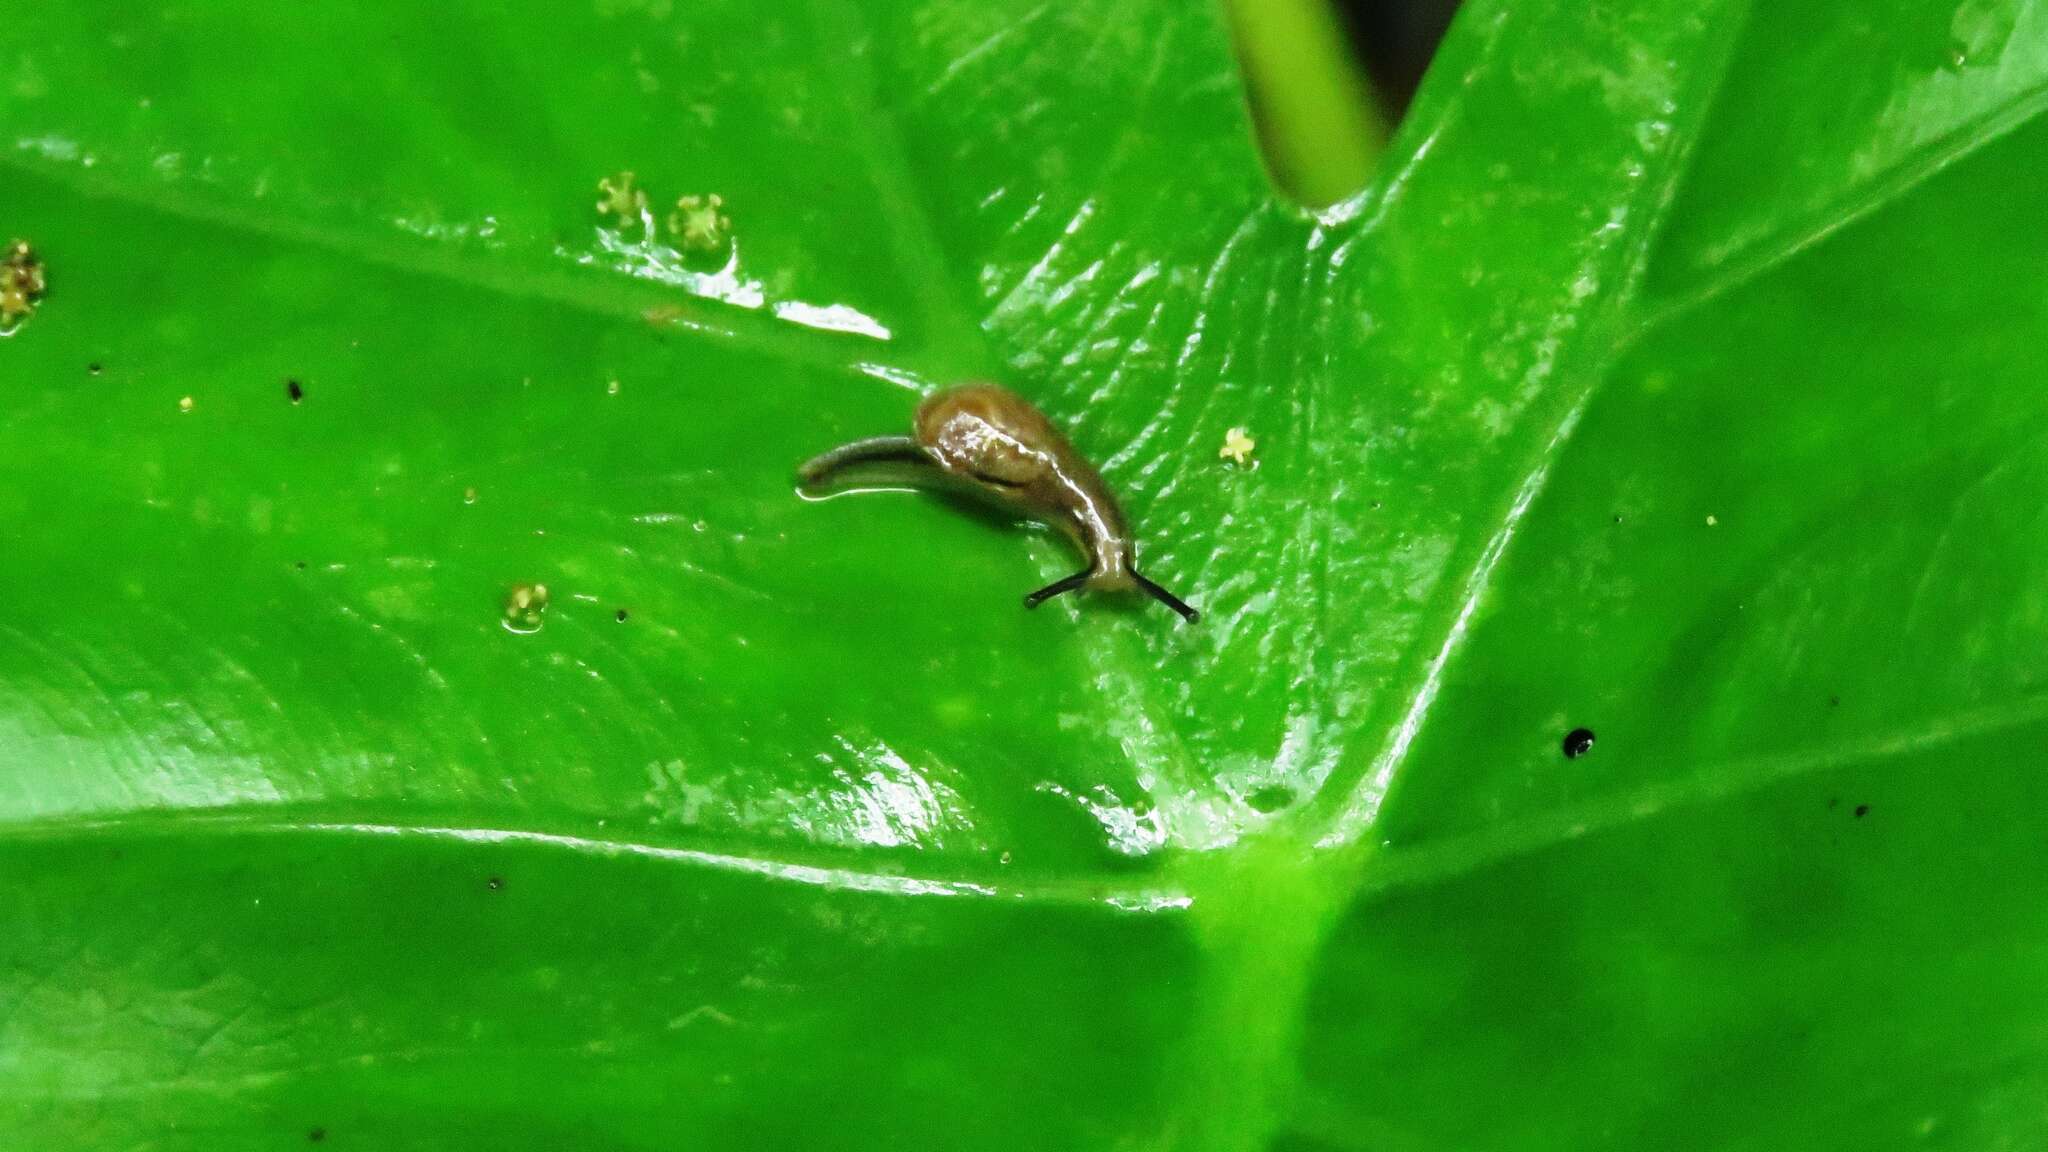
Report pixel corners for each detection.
[486,876,504,891]
[1561,727,1595,759]
[308,1129,326,1143]
[287,378,304,404]
[294,560,307,571]
[1246,784,1295,813]
[615,609,629,622]
[1854,804,1869,819]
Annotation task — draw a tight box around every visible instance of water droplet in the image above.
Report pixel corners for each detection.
[503,582,549,633]
[463,486,478,505]
[87,362,102,376]
[1561,727,1595,759]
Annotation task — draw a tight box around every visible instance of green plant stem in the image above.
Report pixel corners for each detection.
[1223,0,1387,208]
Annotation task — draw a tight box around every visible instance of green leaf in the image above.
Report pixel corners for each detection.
[3,1,2045,1149]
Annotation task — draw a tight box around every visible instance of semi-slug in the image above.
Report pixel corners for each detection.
[798,383,1199,623]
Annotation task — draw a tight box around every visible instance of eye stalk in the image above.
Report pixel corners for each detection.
[798,383,1200,624]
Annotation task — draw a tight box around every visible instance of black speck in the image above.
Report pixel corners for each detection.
[1854,804,1869,819]
[1829,695,1841,708]
[1612,514,1624,524]
[615,609,629,622]
[1561,727,1596,759]
[486,876,504,891]
[1246,784,1296,814]
[286,378,304,404]
[87,362,103,376]
[308,1129,326,1143]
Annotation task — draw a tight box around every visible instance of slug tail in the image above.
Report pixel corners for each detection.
[797,436,932,493]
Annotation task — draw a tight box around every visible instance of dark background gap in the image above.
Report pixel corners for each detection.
[1334,0,1463,121]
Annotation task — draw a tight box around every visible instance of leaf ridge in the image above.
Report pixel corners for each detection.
[1627,79,2048,347]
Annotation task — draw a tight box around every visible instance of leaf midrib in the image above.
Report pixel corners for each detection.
[0,810,1194,910]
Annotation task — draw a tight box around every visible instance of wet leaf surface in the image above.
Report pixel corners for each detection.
[2,1,2045,1147]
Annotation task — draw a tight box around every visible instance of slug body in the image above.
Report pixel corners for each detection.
[798,383,1198,623]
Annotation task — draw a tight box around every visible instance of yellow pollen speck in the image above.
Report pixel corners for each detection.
[596,171,648,228]
[504,581,550,633]
[1706,514,1719,526]
[1219,426,1256,466]
[178,396,195,412]
[1,240,47,332]
[667,194,731,256]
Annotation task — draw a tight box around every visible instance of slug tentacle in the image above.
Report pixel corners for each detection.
[1023,570,1093,609]
[1131,571,1201,624]
[798,383,1199,624]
